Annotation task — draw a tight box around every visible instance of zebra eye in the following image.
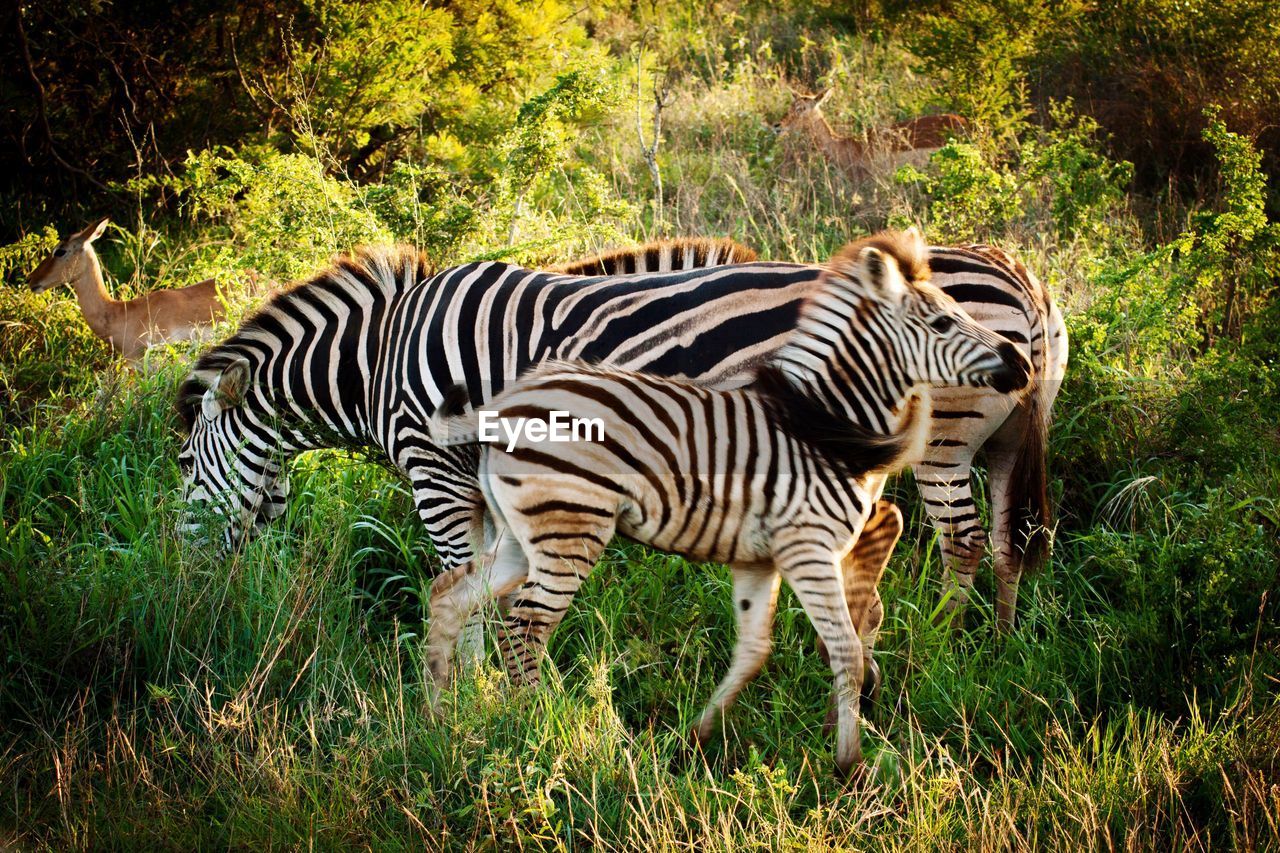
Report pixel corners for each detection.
[930,315,956,333]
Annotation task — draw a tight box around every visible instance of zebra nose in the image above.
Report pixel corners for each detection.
[988,341,1032,393]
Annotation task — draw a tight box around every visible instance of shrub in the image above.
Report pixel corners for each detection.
[1021,102,1134,243]
[899,0,1280,186]
[1167,112,1280,343]
[896,143,1022,243]
[897,100,1133,246]
[180,146,391,280]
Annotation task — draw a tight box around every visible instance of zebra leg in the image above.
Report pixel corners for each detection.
[694,566,781,745]
[914,458,986,630]
[408,464,485,569]
[776,535,864,776]
[986,410,1031,633]
[826,500,902,708]
[425,528,527,698]
[499,521,614,687]
[407,456,491,666]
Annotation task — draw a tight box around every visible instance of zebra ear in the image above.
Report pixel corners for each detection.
[856,246,906,305]
[201,356,252,419]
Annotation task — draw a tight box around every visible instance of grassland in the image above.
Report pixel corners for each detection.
[2,16,1278,851]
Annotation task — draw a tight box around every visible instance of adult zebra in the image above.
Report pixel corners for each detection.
[178,235,1065,629]
[557,239,1068,628]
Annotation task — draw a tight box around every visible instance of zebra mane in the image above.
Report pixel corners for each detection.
[176,244,434,432]
[749,365,919,475]
[826,230,930,286]
[552,237,758,276]
[779,229,931,363]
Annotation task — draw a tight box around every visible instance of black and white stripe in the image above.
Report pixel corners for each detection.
[421,231,1031,774]
[178,236,1064,627]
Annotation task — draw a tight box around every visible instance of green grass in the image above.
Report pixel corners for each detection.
[0,358,1275,848]
[2,20,1279,851]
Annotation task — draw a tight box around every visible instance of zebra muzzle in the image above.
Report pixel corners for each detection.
[988,341,1032,394]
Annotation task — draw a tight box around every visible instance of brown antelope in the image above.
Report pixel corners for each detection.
[27,217,228,362]
[773,87,968,176]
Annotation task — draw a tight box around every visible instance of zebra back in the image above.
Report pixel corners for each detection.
[552,237,758,276]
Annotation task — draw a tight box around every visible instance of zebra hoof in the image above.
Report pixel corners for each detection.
[834,753,864,783]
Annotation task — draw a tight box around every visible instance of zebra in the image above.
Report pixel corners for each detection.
[177,235,1064,633]
[421,230,1032,774]
[175,238,756,542]
[556,238,1067,630]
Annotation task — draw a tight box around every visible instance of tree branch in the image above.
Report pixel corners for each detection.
[15,3,111,193]
[635,30,669,233]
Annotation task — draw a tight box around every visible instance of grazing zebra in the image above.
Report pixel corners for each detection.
[422,231,1032,774]
[551,237,757,275]
[177,236,1063,631]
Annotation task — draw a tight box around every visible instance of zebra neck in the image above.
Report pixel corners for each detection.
[751,364,924,475]
[772,350,913,437]
[268,290,389,449]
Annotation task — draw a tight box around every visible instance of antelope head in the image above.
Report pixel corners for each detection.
[28,217,110,294]
[772,86,833,134]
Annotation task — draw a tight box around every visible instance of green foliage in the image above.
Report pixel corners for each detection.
[897,143,1023,243]
[898,0,1280,185]
[905,0,1066,140]
[360,161,480,258]
[178,146,388,280]
[0,227,59,285]
[899,100,1134,246]
[1166,111,1280,341]
[273,1,455,160]
[504,71,619,194]
[1021,102,1134,242]
[262,0,600,173]
[0,277,109,411]
[492,71,634,253]
[1070,111,1280,367]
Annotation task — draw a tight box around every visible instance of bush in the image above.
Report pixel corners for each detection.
[899,0,1280,186]
[897,100,1133,246]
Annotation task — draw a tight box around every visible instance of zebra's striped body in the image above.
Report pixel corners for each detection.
[423,231,1032,773]
[565,240,1068,628]
[178,238,1064,629]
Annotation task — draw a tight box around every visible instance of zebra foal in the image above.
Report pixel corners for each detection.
[424,230,1031,774]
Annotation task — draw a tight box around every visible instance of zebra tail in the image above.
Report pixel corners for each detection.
[1008,387,1052,572]
[429,384,482,446]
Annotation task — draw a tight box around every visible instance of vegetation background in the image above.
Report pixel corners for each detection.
[1,0,1278,847]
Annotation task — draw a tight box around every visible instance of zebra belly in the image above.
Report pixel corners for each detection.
[618,474,776,565]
